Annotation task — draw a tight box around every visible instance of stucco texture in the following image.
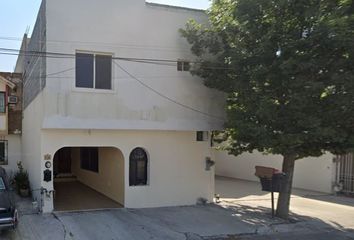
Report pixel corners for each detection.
[40,129,214,212]
[71,147,125,205]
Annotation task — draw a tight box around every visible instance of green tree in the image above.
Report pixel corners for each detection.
[181,0,354,218]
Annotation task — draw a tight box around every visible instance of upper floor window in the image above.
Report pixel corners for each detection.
[76,52,112,90]
[0,141,8,165]
[177,60,190,72]
[0,92,5,113]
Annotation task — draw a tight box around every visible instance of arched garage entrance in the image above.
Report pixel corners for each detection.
[53,147,124,211]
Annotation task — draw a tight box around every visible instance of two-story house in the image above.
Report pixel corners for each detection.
[15,0,225,212]
[0,72,22,176]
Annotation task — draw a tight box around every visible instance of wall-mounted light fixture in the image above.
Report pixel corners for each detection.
[45,161,51,169]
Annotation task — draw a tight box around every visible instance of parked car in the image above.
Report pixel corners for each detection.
[0,167,18,229]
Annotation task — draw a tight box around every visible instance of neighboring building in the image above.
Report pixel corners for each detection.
[214,150,335,194]
[215,150,354,195]
[0,73,22,177]
[15,0,225,213]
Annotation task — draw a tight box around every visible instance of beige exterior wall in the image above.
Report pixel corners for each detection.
[1,135,22,176]
[40,129,214,212]
[20,0,222,213]
[71,147,125,205]
[214,150,334,194]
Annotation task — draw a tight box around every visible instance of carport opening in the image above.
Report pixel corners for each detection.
[53,147,124,211]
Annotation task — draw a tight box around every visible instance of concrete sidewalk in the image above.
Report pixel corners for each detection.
[0,177,353,239]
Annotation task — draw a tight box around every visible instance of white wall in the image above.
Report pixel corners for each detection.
[21,93,45,207]
[44,0,225,131]
[71,147,125,205]
[41,129,214,212]
[21,0,222,212]
[214,150,334,194]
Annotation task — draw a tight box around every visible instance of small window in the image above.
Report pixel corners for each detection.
[0,92,6,113]
[80,147,99,172]
[196,131,209,142]
[129,147,148,186]
[0,141,8,165]
[177,60,190,72]
[76,52,112,90]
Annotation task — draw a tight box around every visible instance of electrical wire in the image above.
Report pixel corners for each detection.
[9,56,225,120]
[0,47,236,70]
[113,60,225,120]
[45,68,75,77]
[0,35,193,53]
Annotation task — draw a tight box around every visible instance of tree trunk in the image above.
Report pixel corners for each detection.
[275,154,296,219]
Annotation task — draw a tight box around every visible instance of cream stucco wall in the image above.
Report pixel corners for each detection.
[214,150,334,194]
[41,129,214,212]
[70,147,125,205]
[20,0,222,213]
[43,0,225,131]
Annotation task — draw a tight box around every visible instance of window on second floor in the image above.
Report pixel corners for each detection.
[0,92,5,113]
[177,60,190,72]
[76,52,112,90]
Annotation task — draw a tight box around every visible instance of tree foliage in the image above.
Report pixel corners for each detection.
[181,0,354,160]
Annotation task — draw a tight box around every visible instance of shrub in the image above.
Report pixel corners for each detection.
[14,162,30,192]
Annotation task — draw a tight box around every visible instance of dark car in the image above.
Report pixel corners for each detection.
[0,167,18,229]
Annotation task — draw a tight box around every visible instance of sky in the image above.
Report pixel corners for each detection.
[0,0,210,72]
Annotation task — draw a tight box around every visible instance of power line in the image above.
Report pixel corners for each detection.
[0,35,193,53]
[45,68,75,77]
[12,55,225,120]
[113,60,224,120]
[0,47,236,70]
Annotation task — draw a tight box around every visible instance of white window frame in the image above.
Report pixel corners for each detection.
[73,50,115,93]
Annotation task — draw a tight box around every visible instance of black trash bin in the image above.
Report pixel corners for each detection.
[271,173,287,193]
[255,166,287,217]
[259,177,272,191]
[259,174,286,192]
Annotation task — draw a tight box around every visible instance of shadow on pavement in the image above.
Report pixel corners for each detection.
[212,202,354,240]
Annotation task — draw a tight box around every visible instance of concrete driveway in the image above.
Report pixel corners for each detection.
[215,176,354,230]
[4,204,261,240]
[1,176,353,240]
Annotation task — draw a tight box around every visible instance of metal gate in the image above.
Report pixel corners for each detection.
[335,153,354,194]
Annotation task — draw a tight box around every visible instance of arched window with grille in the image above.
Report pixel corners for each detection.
[129,147,148,186]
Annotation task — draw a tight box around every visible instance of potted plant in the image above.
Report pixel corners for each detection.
[14,162,30,197]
